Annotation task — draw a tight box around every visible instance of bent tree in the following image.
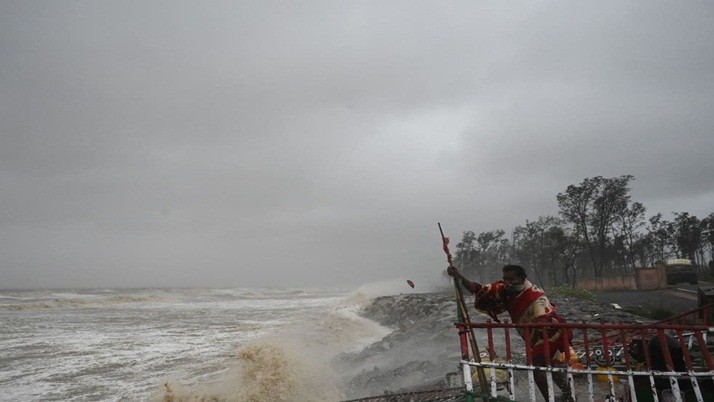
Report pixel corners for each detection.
[557,175,634,277]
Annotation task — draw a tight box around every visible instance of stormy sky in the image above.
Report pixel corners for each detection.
[1,1,713,289]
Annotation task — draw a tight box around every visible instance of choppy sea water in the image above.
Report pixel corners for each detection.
[0,287,392,401]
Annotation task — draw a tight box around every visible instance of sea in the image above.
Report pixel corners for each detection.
[0,286,394,401]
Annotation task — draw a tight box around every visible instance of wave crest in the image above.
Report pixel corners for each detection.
[158,342,340,402]
[0,294,168,311]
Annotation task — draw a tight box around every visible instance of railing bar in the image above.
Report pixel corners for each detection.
[542,326,554,402]
[562,326,576,402]
[467,361,714,377]
[676,329,704,402]
[582,322,595,402]
[524,327,537,402]
[586,370,595,402]
[527,369,536,402]
[489,362,497,398]
[462,360,474,393]
[620,327,638,402]
[676,329,695,371]
[693,330,714,397]
[694,331,714,371]
[455,316,714,402]
[487,319,495,360]
[600,324,616,398]
[634,301,714,346]
[657,302,714,324]
[641,328,660,402]
[656,328,682,402]
[485,319,497,398]
[463,322,712,330]
[504,322,515,401]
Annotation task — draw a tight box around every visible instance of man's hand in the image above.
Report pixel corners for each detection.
[447,266,481,294]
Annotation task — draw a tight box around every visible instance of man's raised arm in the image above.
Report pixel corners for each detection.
[446,266,482,294]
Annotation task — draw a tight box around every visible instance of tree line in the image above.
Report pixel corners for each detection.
[453,175,714,287]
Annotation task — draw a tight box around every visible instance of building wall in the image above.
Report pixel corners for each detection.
[578,266,666,291]
[635,266,666,290]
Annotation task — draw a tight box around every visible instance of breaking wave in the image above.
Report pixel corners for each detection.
[154,293,390,401]
[158,342,342,402]
[2,287,392,400]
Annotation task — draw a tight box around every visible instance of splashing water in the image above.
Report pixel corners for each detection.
[1,287,390,401]
[160,342,340,402]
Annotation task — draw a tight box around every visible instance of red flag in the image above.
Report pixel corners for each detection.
[442,236,450,253]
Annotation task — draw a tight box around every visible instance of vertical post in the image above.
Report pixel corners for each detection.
[458,323,470,360]
[486,319,497,398]
[600,324,616,398]
[487,320,496,359]
[504,321,515,401]
[524,327,537,402]
[693,331,714,391]
[562,326,576,402]
[619,328,638,402]
[582,323,595,402]
[656,328,682,402]
[676,329,703,402]
[542,326,555,402]
[640,328,660,402]
[463,361,475,402]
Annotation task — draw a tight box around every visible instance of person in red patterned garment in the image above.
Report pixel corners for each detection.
[447,264,576,402]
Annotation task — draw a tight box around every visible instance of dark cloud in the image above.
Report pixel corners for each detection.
[1,1,713,288]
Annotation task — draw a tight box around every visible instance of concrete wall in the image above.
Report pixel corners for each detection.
[578,266,666,291]
[579,275,637,291]
[635,266,666,290]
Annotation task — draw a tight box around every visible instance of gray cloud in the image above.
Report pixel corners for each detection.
[1,1,713,288]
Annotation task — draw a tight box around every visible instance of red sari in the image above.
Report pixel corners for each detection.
[471,280,572,361]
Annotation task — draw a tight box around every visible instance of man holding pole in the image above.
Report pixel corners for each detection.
[447,264,576,402]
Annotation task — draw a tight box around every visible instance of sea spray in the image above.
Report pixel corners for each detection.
[153,290,391,401]
[158,342,341,402]
[342,279,426,308]
[236,343,339,401]
[1,287,395,400]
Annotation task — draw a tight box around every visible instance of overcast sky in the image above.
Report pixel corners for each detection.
[1,1,713,289]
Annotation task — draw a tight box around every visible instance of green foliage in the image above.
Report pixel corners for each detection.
[547,285,597,301]
[448,174,713,289]
[556,175,635,277]
[454,229,510,282]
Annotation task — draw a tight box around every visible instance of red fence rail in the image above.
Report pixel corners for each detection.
[456,317,714,402]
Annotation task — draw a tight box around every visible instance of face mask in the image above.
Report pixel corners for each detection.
[509,281,526,292]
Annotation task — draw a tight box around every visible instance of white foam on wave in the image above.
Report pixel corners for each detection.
[159,341,341,402]
[154,291,392,401]
[4,287,397,401]
[50,292,102,299]
[0,292,174,311]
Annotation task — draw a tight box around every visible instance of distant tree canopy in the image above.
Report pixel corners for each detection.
[452,175,713,286]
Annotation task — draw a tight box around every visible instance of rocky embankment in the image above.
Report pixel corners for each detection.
[335,291,653,400]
